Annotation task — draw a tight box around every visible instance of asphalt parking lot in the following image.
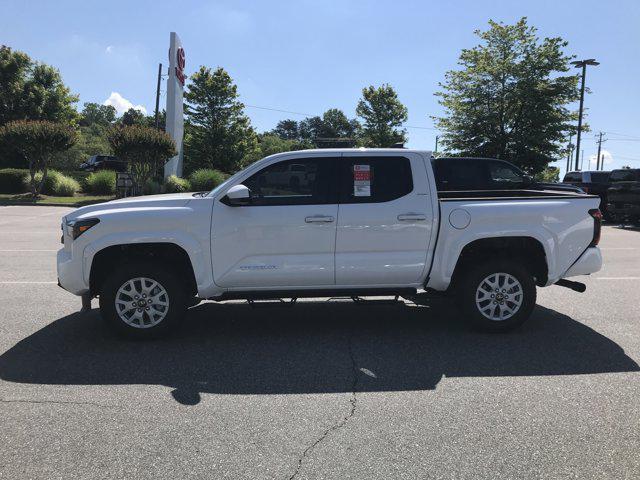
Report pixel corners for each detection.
[0,205,639,479]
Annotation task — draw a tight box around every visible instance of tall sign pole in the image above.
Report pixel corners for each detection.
[164,32,186,179]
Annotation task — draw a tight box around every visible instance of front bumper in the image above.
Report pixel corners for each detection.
[57,248,89,296]
[563,247,602,278]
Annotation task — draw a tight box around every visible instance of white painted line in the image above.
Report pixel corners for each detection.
[0,281,57,284]
[599,247,639,250]
[0,249,57,252]
[595,277,640,280]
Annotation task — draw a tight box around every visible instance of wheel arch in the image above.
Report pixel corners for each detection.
[449,236,549,290]
[89,242,198,297]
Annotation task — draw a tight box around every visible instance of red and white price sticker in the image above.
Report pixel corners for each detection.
[353,164,371,196]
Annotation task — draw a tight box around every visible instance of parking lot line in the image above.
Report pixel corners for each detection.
[595,277,640,280]
[0,281,57,284]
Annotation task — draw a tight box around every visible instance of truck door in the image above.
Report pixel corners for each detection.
[211,155,339,288]
[335,153,435,286]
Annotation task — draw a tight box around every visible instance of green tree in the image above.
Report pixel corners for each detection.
[0,46,78,126]
[433,18,581,175]
[107,125,176,194]
[0,120,77,196]
[535,166,560,182]
[299,109,360,147]
[271,119,299,140]
[356,84,408,147]
[79,102,117,127]
[184,66,257,173]
[119,108,147,126]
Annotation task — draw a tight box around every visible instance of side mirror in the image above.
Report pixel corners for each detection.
[223,184,251,206]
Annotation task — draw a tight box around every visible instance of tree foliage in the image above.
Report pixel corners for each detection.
[0,46,78,126]
[356,84,407,147]
[0,120,77,196]
[79,102,117,127]
[433,18,580,174]
[107,125,176,193]
[184,66,257,174]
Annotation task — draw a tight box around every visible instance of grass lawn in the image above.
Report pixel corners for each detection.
[0,193,114,207]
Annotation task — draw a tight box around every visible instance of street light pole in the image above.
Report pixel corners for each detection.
[570,59,599,171]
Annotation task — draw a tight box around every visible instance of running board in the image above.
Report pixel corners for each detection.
[214,287,417,301]
[555,279,587,293]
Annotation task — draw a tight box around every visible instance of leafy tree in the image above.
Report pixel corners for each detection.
[0,45,78,126]
[119,107,147,126]
[184,66,257,173]
[79,102,117,127]
[107,125,176,194]
[271,119,299,140]
[0,120,77,196]
[535,166,560,182]
[356,84,408,147]
[433,18,581,175]
[299,109,360,146]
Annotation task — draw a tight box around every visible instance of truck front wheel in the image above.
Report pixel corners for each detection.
[99,262,187,338]
[458,259,536,332]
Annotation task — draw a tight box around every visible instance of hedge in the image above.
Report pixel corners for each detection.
[23,170,80,197]
[188,169,226,191]
[85,170,116,195]
[0,168,29,193]
[164,175,191,193]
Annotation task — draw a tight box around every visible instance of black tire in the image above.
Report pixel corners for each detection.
[457,259,536,333]
[99,261,187,339]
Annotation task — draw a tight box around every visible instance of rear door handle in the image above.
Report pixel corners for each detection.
[397,213,427,221]
[305,215,335,223]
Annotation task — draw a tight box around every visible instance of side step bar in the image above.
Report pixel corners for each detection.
[555,279,587,293]
[214,287,418,301]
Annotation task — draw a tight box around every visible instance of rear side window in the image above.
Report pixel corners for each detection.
[339,156,413,203]
[432,159,490,190]
[563,172,583,182]
[590,172,610,183]
[488,161,524,187]
[609,170,637,182]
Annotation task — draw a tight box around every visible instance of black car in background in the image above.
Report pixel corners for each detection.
[79,155,127,172]
[607,168,640,224]
[562,170,611,219]
[431,157,584,194]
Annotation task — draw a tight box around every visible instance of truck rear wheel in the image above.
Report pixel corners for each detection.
[458,259,536,332]
[99,262,187,338]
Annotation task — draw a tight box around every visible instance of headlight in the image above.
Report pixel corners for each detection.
[67,218,100,239]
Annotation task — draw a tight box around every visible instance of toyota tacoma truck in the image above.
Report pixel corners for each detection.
[57,149,603,337]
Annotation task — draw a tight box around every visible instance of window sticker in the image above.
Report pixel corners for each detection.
[353,164,371,196]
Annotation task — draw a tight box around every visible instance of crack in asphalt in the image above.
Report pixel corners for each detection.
[288,330,359,480]
[0,398,117,408]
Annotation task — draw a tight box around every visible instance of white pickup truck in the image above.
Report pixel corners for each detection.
[57,149,603,337]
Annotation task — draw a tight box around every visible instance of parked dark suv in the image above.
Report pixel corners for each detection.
[79,155,126,172]
[431,157,584,193]
[607,168,640,224]
[562,170,611,219]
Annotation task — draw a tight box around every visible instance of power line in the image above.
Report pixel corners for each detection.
[244,104,439,131]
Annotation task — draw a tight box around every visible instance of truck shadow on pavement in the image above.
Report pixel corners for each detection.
[0,299,638,405]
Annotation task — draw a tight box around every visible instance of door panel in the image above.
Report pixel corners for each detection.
[335,154,433,285]
[211,156,339,288]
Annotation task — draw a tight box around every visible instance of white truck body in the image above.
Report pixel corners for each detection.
[57,149,602,334]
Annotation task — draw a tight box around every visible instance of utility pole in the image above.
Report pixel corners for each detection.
[566,134,573,173]
[570,59,600,171]
[595,132,606,170]
[154,63,163,130]
[434,135,439,154]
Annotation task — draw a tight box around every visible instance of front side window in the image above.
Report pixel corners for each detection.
[242,158,334,206]
[488,161,525,187]
[609,170,637,182]
[339,156,413,203]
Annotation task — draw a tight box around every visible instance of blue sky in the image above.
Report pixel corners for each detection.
[2,0,639,175]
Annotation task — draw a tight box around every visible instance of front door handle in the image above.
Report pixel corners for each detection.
[397,213,427,221]
[305,215,335,223]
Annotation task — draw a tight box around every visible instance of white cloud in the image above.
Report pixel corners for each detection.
[103,92,147,116]
[589,149,614,167]
[105,45,114,54]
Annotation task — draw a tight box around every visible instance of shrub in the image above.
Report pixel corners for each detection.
[143,179,162,195]
[25,170,79,197]
[0,168,29,193]
[164,175,191,193]
[85,170,116,195]
[188,169,226,191]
